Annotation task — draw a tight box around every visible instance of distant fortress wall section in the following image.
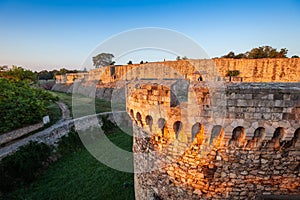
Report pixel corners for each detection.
[55,58,300,84]
[214,58,300,82]
[55,72,89,84]
[51,58,300,199]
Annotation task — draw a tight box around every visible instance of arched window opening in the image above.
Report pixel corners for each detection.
[191,122,206,145]
[173,121,183,139]
[229,126,246,147]
[145,115,153,131]
[292,128,300,147]
[284,128,299,148]
[136,112,143,126]
[268,127,286,149]
[198,76,203,82]
[247,127,265,148]
[210,125,224,146]
[130,109,134,119]
[191,123,201,141]
[158,118,166,137]
[272,127,285,140]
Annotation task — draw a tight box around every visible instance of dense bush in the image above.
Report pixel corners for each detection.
[56,116,120,156]
[101,115,121,134]
[0,78,58,133]
[226,70,240,77]
[0,141,53,193]
[0,66,37,83]
[222,46,289,59]
[57,128,84,156]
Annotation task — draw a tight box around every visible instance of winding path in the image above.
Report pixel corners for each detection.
[56,102,71,120]
[0,101,126,159]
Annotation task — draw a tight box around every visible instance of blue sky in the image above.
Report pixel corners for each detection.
[0,0,299,71]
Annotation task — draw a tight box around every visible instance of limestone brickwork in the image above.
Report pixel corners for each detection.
[128,81,300,199]
[55,58,300,85]
[133,123,300,200]
[52,58,300,199]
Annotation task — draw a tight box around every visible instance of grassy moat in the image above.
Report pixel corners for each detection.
[0,92,134,200]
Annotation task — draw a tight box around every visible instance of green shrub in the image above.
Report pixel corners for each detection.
[0,78,58,133]
[56,116,121,156]
[226,70,240,77]
[56,128,84,156]
[0,141,53,193]
[101,115,121,134]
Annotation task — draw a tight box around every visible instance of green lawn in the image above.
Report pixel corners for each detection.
[46,102,61,125]
[1,132,134,200]
[0,91,134,200]
[49,91,125,118]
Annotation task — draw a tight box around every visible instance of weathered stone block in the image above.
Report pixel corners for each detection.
[237,99,247,107]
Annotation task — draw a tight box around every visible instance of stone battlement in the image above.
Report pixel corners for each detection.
[131,80,300,199]
[53,58,300,199]
[127,82,300,142]
[127,80,300,199]
[133,123,299,200]
[55,58,300,85]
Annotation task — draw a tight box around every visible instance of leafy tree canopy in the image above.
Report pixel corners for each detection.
[0,66,37,83]
[0,78,58,133]
[92,53,114,68]
[176,56,188,60]
[222,46,290,59]
[226,70,240,77]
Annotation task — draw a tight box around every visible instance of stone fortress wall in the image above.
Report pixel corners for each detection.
[53,58,300,199]
[128,81,300,199]
[55,58,300,84]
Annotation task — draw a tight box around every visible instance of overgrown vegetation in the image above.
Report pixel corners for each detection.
[0,78,58,133]
[37,68,86,80]
[45,102,61,126]
[226,70,240,77]
[0,66,37,83]
[221,46,292,59]
[101,115,122,134]
[92,53,115,68]
[56,128,84,156]
[0,126,134,199]
[49,91,125,117]
[0,141,53,193]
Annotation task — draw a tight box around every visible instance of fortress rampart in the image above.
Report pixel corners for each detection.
[53,58,300,199]
[55,58,300,85]
[128,82,300,199]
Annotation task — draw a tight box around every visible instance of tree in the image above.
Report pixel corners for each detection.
[222,51,235,58]
[278,48,288,58]
[0,65,8,72]
[234,53,245,59]
[127,61,133,64]
[176,56,181,60]
[92,53,114,68]
[140,61,144,64]
[37,70,54,80]
[182,56,188,60]
[0,78,58,132]
[221,46,288,59]
[292,55,299,58]
[0,66,37,83]
[247,46,287,59]
[226,70,240,77]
